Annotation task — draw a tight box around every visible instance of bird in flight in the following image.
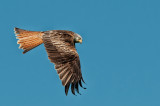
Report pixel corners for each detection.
[14,27,86,95]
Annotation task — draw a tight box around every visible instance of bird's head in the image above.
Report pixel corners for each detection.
[74,33,82,44]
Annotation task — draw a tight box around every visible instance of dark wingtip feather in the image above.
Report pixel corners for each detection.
[75,83,81,95]
[64,78,86,96]
[65,84,70,96]
[81,77,86,84]
[79,79,87,89]
[71,83,76,95]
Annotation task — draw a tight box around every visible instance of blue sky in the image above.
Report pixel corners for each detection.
[0,0,160,106]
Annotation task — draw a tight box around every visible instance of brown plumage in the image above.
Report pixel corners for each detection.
[14,27,86,95]
[15,28,44,54]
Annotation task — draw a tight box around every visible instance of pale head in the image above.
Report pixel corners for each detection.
[74,33,82,44]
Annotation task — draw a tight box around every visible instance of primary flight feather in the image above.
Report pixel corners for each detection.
[14,28,86,95]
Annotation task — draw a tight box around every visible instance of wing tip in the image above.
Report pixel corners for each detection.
[65,83,70,96]
[64,78,86,96]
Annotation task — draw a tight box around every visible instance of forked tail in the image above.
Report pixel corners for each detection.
[14,27,44,54]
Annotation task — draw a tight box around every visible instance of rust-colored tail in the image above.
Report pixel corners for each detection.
[14,27,44,54]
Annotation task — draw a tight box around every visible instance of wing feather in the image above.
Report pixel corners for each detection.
[62,71,72,85]
[42,30,85,95]
[59,67,69,79]
[71,83,76,95]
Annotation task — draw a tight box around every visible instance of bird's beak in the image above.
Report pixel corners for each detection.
[79,39,82,44]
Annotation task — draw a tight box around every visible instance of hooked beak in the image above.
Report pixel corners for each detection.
[79,39,82,44]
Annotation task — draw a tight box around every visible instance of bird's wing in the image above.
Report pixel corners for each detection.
[42,30,85,95]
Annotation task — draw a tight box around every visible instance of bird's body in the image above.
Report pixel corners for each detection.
[14,28,85,95]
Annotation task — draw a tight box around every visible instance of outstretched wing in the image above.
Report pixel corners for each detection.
[42,30,85,95]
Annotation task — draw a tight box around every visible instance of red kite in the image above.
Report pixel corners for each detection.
[14,28,86,95]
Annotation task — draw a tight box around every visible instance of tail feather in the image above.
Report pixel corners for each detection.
[14,27,44,54]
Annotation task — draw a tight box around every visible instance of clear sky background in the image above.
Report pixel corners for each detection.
[0,0,160,106]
